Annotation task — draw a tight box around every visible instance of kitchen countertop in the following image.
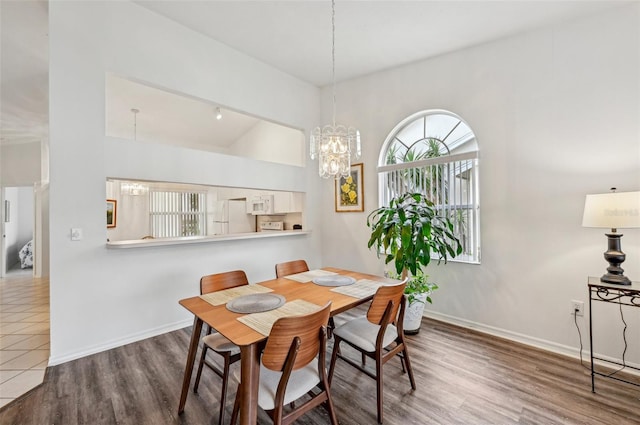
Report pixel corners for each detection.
[106,230,310,249]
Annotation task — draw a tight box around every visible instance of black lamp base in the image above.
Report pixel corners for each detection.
[600,232,632,286]
[600,273,632,285]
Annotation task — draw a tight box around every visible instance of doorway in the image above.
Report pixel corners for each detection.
[1,186,35,278]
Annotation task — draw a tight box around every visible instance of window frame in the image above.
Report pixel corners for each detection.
[377,110,481,264]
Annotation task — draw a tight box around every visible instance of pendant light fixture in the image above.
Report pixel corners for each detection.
[131,108,139,140]
[310,0,361,179]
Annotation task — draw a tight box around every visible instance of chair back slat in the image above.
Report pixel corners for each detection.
[262,302,331,372]
[200,270,249,295]
[366,281,407,325]
[275,260,309,278]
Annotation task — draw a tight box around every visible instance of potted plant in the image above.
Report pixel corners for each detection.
[399,268,438,334]
[367,192,462,333]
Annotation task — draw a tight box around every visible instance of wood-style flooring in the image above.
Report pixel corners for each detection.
[0,311,638,425]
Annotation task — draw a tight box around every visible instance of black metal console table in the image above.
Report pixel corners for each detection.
[587,276,640,392]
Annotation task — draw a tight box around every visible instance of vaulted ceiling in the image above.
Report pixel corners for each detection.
[0,1,629,147]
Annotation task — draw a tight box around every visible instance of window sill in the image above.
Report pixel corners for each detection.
[106,230,310,249]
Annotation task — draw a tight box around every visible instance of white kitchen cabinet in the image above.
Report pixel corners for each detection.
[273,191,291,214]
[272,191,304,213]
[291,192,303,212]
[238,190,304,214]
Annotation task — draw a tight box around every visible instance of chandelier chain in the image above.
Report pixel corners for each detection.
[309,0,361,179]
[331,0,336,127]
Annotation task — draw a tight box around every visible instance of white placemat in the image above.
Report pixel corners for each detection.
[330,279,387,299]
[282,269,337,283]
[200,284,273,306]
[237,299,323,336]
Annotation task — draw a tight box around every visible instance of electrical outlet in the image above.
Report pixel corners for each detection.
[571,300,584,317]
[71,228,83,241]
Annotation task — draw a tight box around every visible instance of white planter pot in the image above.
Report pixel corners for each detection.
[403,292,429,334]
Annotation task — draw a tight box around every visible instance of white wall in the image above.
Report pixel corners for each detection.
[1,186,33,269]
[3,187,19,269]
[16,186,33,249]
[33,182,48,278]
[48,1,322,364]
[105,180,151,241]
[0,142,41,186]
[1,186,32,270]
[228,120,305,167]
[321,4,640,364]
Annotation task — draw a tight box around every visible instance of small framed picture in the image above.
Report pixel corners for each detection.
[107,199,117,228]
[335,163,364,212]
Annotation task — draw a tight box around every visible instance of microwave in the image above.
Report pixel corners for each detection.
[249,195,274,215]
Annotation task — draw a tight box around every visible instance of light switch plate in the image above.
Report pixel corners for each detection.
[71,228,83,241]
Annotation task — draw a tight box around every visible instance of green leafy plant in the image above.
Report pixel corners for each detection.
[389,268,438,304]
[367,192,462,280]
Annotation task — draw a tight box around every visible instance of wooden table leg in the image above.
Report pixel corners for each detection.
[239,343,260,425]
[178,316,203,414]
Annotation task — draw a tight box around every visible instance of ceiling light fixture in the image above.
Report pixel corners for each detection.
[216,107,222,120]
[120,181,148,196]
[131,108,139,140]
[310,0,361,179]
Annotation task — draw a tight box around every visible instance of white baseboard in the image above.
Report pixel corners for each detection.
[48,312,639,379]
[423,310,640,374]
[48,319,192,366]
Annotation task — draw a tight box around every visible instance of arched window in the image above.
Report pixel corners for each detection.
[378,110,480,263]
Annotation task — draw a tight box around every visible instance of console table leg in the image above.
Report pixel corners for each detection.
[588,293,595,393]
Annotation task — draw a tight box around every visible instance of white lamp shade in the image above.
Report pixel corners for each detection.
[582,191,640,229]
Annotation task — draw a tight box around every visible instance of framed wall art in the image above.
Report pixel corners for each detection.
[107,199,117,228]
[335,163,364,212]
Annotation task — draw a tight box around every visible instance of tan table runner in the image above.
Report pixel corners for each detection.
[283,269,337,283]
[200,284,273,306]
[237,299,323,336]
[330,279,386,299]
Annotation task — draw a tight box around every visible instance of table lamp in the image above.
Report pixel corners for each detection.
[582,188,640,285]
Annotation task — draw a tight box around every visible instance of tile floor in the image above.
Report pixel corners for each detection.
[0,268,49,409]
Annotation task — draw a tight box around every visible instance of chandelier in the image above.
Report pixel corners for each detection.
[120,181,148,196]
[310,0,361,179]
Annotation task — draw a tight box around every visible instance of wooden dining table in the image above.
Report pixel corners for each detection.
[177,267,393,425]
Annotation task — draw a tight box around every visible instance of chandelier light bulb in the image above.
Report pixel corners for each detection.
[215,107,222,120]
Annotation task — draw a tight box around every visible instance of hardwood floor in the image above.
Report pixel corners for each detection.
[0,311,638,425]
